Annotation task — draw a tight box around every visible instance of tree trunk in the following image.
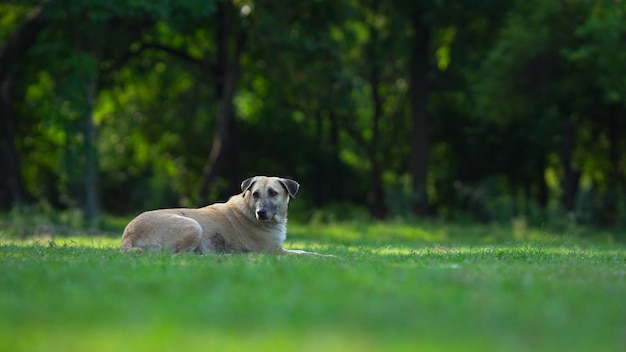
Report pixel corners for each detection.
[82,55,100,224]
[409,9,430,216]
[560,117,579,212]
[0,74,26,210]
[368,155,387,219]
[70,16,104,225]
[603,104,622,226]
[328,113,339,153]
[198,77,235,201]
[0,6,47,210]
[368,76,387,219]
[198,0,245,202]
[362,0,387,219]
[537,159,548,208]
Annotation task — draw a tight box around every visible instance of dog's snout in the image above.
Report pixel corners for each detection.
[255,198,277,221]
[256,209,268,220]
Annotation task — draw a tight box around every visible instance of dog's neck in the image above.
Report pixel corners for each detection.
[228,195,289,246]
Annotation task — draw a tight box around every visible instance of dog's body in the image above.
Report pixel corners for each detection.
[120,176,314,255]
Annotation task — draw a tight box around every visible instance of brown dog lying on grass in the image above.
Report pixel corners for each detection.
[121,176,323,255]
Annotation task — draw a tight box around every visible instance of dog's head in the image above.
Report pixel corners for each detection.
[240,176,299,222]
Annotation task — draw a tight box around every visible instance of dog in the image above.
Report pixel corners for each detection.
[120,176,321,255]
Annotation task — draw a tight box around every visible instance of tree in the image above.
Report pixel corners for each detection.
[474,0,626,223]
[2,0,625,228]
[0,5,46,210]
[0,0,220,215]
[198,0,248,201]
[407,3,430,216]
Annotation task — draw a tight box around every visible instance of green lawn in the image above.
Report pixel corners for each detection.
[1,222,625,352]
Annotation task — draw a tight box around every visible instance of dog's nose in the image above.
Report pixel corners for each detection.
[256,209,268,220]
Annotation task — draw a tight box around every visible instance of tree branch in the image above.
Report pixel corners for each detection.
[0,6,48,80]
[104,41,218,80]
[140,42,215,76]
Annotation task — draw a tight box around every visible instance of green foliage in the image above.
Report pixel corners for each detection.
[1,229,626,351]
[42,0,219,21]
[566,1,626,103]
[1,0,626,225]
[466,0,626,225]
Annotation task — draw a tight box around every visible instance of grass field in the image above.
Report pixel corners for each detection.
[1,221,625,352]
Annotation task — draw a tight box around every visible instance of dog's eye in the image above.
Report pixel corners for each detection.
[268,188,278,197]
[252,191,260,199]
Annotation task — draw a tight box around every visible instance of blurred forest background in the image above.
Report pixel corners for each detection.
[0,0,625,228]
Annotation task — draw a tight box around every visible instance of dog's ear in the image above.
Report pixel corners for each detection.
[241,177,256,196]
[279,178,300,199]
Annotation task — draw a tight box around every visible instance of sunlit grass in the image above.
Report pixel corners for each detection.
[1,222,626,352]
[289,219,585,244]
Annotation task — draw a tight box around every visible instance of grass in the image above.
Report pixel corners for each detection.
[1,221,625,352]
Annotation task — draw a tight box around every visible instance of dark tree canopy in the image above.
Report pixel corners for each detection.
[0,0,625,227]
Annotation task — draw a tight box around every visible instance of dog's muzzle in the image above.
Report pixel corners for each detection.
[256,209,270,220]
[255,201,277,221]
